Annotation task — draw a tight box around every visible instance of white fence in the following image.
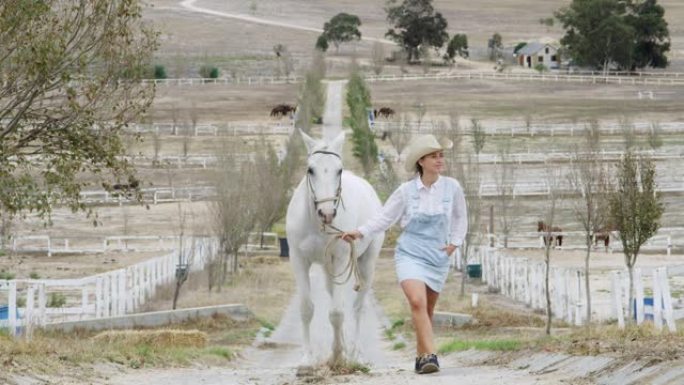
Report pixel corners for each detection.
[129,122,293,137]
[6,233,279,257]
[139,72,684,88]
[0,237,217,336]
[371,120,684,137]
[473,247,682,330]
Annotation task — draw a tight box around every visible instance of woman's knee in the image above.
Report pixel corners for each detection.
[406,294,427,313]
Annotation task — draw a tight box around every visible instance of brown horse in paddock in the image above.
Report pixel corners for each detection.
[537,220,563,247]
[376,107,395,119]
[593,225,617,250]
[270,104,296,118]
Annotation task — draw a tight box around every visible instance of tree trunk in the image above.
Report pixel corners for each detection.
[585,233,592,324]
[545,249,552,335]
[627,263,635,321]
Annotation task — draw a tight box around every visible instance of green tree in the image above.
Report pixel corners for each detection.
[385,0,449,63]
[322,13,362,52]
[445,33,469,61]
[295,53,326,132]
[487,33,503,61]
[626,0,670,69]
[608,151,664,320]
[315,35,329,52]
[555,0,670,72]
[346,71,377,178]
[0,0,157,221]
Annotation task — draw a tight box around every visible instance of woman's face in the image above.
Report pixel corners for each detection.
[419,150,445,174]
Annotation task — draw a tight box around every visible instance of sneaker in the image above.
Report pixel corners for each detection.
[414,356,421,373]
[417,353,440,374]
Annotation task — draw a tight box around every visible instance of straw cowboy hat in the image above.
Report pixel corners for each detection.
[403,134,453,172]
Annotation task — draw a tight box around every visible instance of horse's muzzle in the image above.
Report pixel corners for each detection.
[318,209,337,224]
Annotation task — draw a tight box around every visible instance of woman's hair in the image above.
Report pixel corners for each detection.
[414,161,423,176]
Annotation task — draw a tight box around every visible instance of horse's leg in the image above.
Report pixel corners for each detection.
[350,242,381,360]
[291,255,314,365]
[326,251,346,364]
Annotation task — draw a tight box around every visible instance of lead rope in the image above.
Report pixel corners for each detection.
[321,223,364,291]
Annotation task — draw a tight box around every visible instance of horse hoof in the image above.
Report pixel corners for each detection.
[296,365,315,377]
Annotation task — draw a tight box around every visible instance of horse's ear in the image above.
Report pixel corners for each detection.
[329,130,345,156]
[298,128,317,155]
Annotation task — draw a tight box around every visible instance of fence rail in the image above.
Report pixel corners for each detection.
[473,247,681,329]
[139,71,684,88]
[0,237,218,335]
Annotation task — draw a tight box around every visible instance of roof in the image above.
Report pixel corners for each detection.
[517,42,556,56]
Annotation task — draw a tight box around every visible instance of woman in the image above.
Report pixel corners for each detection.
[341,134,467,374]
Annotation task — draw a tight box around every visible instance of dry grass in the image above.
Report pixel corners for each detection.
[538,322,684,362]
[91,329,208,348]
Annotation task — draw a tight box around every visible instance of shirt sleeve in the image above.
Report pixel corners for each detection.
[449,181,468,246]
[358,185,405,239]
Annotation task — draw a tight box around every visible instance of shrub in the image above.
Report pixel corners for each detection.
[47,292,67,308]
[315,35,329,52]
[0,270,14,280]
[154,64,167,79]
[199,65,219,79]
[29,272,40,279]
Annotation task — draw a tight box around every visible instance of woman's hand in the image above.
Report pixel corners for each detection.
[340,230,363,243]
[441,243,458,256]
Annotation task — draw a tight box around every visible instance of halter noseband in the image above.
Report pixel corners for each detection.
[307,150,344,211]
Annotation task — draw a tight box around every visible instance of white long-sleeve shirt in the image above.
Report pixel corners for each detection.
[359,176,468,246]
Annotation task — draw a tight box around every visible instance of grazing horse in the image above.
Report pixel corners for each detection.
[537,220,563,247]
[270,104,296,118]
[377,107,395,119]
[286,130,384,365]
[593,225,616,250]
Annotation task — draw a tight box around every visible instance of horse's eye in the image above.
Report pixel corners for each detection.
[337,169,342,176]
[307,167,314,175]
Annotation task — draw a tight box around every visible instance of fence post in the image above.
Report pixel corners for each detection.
[38,283,46,326]
[611,271,625,329]
[8,281,17,336]
[96,276,103,318]
[118,270,126,315]
[653,269,663,330]
[81,287,88,320]
[659,267,676,332]
[634,268,644,324]
[25,286,35,339]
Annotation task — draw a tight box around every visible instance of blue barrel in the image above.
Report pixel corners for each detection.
[279,237,289,258]
[467,264,482,279]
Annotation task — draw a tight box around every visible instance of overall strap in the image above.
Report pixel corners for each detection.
[442,179,454,242]
[406,179,421,219]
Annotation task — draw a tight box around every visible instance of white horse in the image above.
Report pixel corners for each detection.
[285,130,384,365]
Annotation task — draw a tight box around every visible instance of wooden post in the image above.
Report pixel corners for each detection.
[118,270,126,315]
[95,277,103,318]
[81,287,88,320]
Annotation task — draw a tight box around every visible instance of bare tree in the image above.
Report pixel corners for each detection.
[388,113,413,160]
[460,153,482,298]
[648,121,663,150]
[210,143,260,286]
[253,136,291,248]
[172,203,195,309]
[567,122,612,323]
[295,53,326,132]
[609,151,664,320]
[494,140,516,248]
[371,42,386,75]
[541,166,564,335]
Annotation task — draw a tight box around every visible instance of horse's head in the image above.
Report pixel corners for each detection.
[537,220,544,232]
[300,130,345,225]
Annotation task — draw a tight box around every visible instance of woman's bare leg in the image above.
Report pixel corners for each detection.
[401,279,435,355]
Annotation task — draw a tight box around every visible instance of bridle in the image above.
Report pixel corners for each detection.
[306,150,345,212]
[306,149,363,291]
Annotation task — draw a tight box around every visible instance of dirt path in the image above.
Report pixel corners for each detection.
[179,0,395,45]
[106,266,569,385]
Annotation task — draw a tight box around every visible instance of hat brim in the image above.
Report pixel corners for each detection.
[403,138,453,172]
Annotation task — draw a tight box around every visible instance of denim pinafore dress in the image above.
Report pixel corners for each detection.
[394,180,453,293]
